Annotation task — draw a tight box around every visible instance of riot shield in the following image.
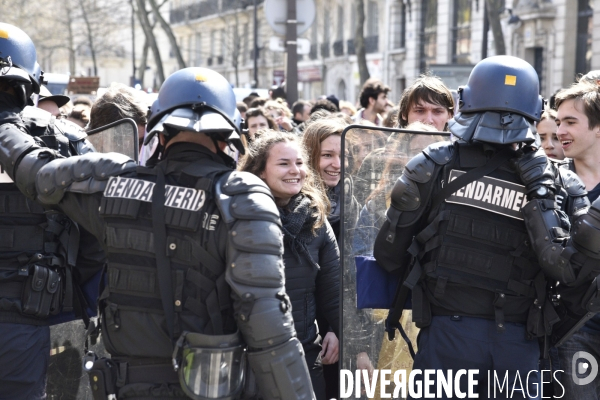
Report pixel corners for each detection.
[340,125,450,398]
[86,118,139,162]
[47,319,109,399]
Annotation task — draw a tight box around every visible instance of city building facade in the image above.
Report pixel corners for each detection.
[17,0,600,101]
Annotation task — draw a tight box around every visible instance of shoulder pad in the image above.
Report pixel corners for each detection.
[390,174,421,211]
[404,152,436,183]
[36,152,137,204]
[220,170,273,197]
[215,171,279,225]
[21,106,52,129]
[422,141,454,165]
[558,168,588,197]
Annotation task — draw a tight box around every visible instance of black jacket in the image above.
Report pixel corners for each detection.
[282,218,340,345]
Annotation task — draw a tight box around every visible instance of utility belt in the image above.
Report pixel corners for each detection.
[83,353,178,400]
[84,330,246,400]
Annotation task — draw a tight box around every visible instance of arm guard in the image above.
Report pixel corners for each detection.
[557,167,589,219]
[374,143,453,272]
[522,199,576,283]
[522,194,600,286]
[515,147,556,199]
[34,152,136,204]
[216,171,314,400]
[572,196,600,260]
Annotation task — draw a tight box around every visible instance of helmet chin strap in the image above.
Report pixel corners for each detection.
[210,137,236,169]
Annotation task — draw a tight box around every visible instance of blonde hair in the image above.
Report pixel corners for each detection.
[263,100,292,118]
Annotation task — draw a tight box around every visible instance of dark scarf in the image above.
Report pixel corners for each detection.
[326,182,341,225]
[279,194,319,268]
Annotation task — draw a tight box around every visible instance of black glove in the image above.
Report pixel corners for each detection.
[515,147,556,199]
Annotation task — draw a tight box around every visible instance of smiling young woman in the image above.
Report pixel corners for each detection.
[302,118,350,239]
[238,130,340,400]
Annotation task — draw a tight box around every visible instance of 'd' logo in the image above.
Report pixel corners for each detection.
[572,351,598,386]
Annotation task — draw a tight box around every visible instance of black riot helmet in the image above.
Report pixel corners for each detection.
[0,23,43,105]
[450,56,543,145]
[146,67,244,154]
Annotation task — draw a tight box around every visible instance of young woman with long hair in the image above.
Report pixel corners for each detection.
[238,130,339,400]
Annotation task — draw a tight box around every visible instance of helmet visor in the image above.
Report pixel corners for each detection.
[179,345,246,400]
[150,107,235,136]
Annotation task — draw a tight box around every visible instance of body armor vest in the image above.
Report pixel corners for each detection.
[0,120,80,325]
[97,159,237,360]
[409,145,549,335]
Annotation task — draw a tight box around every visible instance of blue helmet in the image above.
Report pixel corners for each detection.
[0,23,43,93]
[450,56,543,145]
[147,67,240,142]
[458,56,543,122]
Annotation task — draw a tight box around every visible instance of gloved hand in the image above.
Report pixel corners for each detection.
[515,146,556,199]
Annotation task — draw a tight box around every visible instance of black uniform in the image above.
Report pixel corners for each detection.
[373,140,593,398]
[0,116,315,399]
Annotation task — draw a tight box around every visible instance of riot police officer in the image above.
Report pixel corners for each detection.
[0,66,315,399]
[0,23,102,399]
[373,56,596,398]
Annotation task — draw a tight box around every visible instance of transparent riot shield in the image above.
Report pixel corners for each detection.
[340,125,450,398]
[86,118,139,162]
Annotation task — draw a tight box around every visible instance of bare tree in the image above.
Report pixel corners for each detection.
[135,0,166,85]
[355,0,370,84]
[147,0,186,69]
[138,38,150,85]
[64,1,77,74]
[77,0,98,75]
[218,1,246,87]
[486,0,506,55]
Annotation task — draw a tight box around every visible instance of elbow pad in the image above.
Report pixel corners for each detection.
[15,148,61,199]
[0,122,41,178]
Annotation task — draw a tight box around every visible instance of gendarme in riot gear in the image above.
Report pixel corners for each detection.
[0,66,314,400]
[0,23,103,400]
[372,55,595,396]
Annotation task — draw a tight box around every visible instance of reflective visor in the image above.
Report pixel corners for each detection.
[179,345,245,400]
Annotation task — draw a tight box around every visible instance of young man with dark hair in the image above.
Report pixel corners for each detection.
[354,78,390,125]
[552,80,600,398]
[292,100,311,125]
[398,74,455,131]
[87,83,150,147]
